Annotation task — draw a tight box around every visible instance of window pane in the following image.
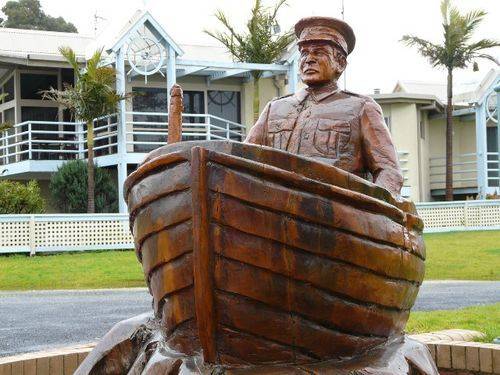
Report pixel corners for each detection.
[21,73,58,100]
[208,90,241,123]
[183,91,204,124]
[208,90,241,140]
[132,87,168,153]
[4,107,15,124]
[21,107,58,122]
[3,77,14,102]
[61,68,74,88]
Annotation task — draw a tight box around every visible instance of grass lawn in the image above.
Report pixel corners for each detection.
[0,230,498,290]
[0,250,144,290]
[407,303,500,342]
[423,231,500,280]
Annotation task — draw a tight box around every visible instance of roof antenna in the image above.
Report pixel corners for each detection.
[341,0,347,91]
[94,11,107,36]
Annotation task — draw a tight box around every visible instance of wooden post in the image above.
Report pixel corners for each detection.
[168,84,183,144]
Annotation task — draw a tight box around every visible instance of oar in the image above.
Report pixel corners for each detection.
[167,84,183,144]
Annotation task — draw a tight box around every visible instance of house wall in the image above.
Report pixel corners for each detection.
[379,102,422,201]
[428,116,477,192]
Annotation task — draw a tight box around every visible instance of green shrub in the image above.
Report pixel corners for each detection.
[50,160,118,213]
[0,180,45,214]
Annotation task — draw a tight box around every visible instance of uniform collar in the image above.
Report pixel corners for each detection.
[295,81,340,103]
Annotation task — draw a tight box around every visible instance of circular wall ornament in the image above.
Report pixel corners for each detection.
[126,35,165,82]
[485,90,498,124]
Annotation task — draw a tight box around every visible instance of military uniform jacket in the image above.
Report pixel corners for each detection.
[244,85,403,195]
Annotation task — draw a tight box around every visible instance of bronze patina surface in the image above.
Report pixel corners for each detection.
[76,16,437,375]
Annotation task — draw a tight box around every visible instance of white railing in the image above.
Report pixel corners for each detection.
[1,200,500,254]
[0,214,133,254]
[487,151,499,188]
[429,153,478,189]
[125,112,246,154]
[0,112,246,165]
[415,199,500,232]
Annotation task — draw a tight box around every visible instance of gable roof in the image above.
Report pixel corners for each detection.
[96,9,183,56]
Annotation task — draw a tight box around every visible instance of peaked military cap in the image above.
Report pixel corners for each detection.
[295,16,356,56]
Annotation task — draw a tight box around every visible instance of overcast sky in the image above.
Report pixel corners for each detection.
[2,0,499,94]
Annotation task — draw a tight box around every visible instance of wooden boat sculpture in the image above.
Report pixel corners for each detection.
[123,138,426,367]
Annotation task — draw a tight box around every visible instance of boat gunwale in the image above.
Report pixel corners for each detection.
[125,142,422,231]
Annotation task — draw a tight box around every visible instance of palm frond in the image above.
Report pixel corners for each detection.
[59,46,80,77]
[403,0,499,71]
[205,0,294,65]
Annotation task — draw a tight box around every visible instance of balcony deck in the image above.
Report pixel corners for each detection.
[0,112,246,177]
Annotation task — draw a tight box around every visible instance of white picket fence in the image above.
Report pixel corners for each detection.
[1,200,500,254]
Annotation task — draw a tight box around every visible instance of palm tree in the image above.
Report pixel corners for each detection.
[205,0,294,122]
[43,47,128,213]
[402,0,499,201]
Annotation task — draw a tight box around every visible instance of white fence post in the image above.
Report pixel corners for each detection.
[206,116,211,140]
[28,122,32,160]
[29,215,36,256]
[77,122,84,159]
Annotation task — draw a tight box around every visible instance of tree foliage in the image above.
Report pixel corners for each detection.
[401,0,499,201]
[205,0,294,121]
[0,180,45,214]
[1,0,77,33]
[49,160,118,213]
[401,0,499,71]
[43,47,129,213]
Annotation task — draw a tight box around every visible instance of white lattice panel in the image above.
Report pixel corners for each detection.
[417,205,465,228]
[35,220,133,248]
[0,219,30,249]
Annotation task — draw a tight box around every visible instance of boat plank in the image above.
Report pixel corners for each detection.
[205,144,400,214]
[127,161,191,216]
[212,222,423,283]
[216,292,385,359]
[212,226,410,335]
[208,164,406,248]
[132,190,192,248]
[211,193,423,302]
[217,326,317,365]
[214,256,413,331]
[148,252,193,313]
[212,224,418,310]
[141,220,193,279]
[161,287,195,334]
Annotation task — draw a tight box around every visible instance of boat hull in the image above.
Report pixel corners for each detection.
[124,141,425,366]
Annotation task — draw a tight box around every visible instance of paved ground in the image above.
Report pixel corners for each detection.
[1,281,499,357]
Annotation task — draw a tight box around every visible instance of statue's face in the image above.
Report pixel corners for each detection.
[299,42,345,86]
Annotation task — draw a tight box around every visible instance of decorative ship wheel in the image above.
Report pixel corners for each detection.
[126,33,165,83]
[485,90,498,124]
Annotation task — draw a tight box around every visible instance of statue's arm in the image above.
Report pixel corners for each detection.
[244,102,272,145]
[360,99,403,196]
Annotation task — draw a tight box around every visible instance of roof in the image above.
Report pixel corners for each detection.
[0,27,93,62]
[393,80,478,104]
[371,92,444,107]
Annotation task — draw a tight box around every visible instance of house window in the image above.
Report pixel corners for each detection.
[208,90,242,140]
[131,87,206,152]
[384,116,391,131]
[20,73,57,100]
[419,120,425,140]
[2,77,14,102]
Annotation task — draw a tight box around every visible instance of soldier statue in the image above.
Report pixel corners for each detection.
[246,16,403,196]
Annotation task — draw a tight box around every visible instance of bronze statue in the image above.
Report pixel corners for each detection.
[76,17,438,375]
[246,17,403,196]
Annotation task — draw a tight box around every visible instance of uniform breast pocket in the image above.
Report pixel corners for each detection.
[267,119,295,149]
[313,119,351,157]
